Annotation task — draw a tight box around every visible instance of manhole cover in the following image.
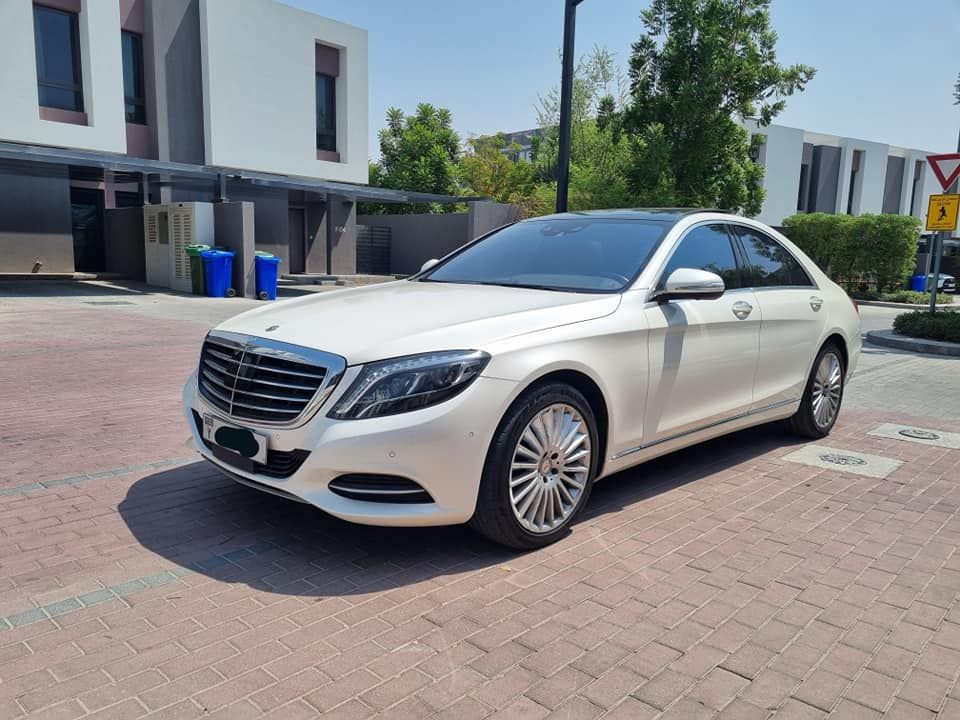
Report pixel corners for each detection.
[898,429,940,440]
[83,300,134,306]
[819,453,867,466]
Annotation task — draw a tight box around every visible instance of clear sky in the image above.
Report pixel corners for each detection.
[282,0,960,159]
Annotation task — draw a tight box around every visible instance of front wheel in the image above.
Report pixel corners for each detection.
[470,383,599,549]
[785,343,845,438]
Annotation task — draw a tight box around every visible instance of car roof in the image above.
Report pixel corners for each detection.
[524,208,731,223]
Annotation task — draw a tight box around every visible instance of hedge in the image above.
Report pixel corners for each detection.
[893,311,960,343]
[781,213,920,293]
[878,290,952,305]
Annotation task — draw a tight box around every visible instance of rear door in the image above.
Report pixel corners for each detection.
[730,225,827,411]
[642,223,761,443]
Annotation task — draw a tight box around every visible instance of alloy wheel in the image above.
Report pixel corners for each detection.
[811,352,842,428]
[509,403,592,534]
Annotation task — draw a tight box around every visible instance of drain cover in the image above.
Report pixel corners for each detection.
[898,429,941,440]
[818,453,867,466]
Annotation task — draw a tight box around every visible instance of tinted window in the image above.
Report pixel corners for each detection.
[659,224,741,290]
[122,32,146,124]
[316,74,336,151]
[735,227,814,287]
[422,219,668,293]
[34,6,83,112]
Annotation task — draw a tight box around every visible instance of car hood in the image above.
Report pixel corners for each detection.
[215,280,621,364]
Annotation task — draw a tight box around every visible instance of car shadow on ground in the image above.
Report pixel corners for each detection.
[118,422,807,599]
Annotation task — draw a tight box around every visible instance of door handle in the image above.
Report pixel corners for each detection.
[809,296,823,312]
[732,300,753,320]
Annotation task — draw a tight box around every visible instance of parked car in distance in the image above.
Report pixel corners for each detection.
[927,273,956,293]
[184,210,861,548]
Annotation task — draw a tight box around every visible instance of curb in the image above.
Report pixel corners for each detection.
[865,330,960,357]
[855,299,956,310]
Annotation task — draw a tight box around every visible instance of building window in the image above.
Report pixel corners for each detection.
[846,150,863,215]
[34,5,83,112]
[121,31,146,124]
[316,73,336,152]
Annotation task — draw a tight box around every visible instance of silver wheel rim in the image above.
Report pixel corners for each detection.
[509,403,592,535]
[812,352,842,428]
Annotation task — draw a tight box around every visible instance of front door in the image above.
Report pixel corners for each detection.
[288,208,306,274]
[642,223,761,443]
[70,188,104,272]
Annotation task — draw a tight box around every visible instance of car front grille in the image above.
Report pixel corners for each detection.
[197,330,346,425]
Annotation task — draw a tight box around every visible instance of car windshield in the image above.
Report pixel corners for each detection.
[419,218,669,292]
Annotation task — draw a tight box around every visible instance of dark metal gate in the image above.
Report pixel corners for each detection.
[356,225,391,275]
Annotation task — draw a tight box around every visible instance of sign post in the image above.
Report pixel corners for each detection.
[924,154,960,314]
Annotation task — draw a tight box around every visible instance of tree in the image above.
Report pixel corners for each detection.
[364,104,461,214]
[625,0,815,215]
[534,47,635,211]
[458,133,542,213]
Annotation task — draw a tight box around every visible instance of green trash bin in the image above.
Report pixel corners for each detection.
[185,244,211,295]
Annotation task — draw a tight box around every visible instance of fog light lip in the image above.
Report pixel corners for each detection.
[328,473,434,504]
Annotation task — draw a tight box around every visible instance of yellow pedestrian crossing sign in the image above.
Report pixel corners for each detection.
[926,194,959,232]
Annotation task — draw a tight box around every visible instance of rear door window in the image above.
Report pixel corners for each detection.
[734,227,814,288]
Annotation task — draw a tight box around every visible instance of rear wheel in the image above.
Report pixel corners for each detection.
[785,343,845,438]
[470,383,599,549]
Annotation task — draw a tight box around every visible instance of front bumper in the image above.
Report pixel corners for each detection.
[183,370,518,526]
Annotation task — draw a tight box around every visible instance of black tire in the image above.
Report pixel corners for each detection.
[226,288,237,298]
[785,342,845,439]
[470,383,599,549]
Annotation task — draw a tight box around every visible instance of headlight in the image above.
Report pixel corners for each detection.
[328,350,490,420]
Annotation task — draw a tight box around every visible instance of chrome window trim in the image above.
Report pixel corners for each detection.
[612,398,798,461]
[198,330,347,428]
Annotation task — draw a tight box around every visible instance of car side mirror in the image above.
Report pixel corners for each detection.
[653,268,725,302]
[420,258,439,273]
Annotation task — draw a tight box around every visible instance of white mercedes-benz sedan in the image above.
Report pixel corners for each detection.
[183,210,860,548]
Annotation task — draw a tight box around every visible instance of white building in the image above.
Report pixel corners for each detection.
[744,120,944,229]
[0,0,376,276]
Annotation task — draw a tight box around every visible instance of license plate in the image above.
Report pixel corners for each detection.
[203,414,268,464]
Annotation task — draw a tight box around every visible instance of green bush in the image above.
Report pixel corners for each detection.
[893,311,960,343]
[782,213,920,292]
[781,213,852,278]
[879,290,952,305]
[848,289,880,301]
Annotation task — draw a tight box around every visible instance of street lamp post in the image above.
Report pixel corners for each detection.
[556,0,583,213]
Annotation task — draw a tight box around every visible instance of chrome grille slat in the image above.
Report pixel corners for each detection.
[229,398,300,414]
[240,363,326,380]
[231,385,311,403]
[197,331,345,426]
[199,379,234,406]
[237,375,317,392]
[200,368,236,393]
[205,347,243,364]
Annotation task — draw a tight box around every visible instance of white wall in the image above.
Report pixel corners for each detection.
[0,0,127,153]
[836,138,889,215]
[746,121,804,226]
[200,0,368,184]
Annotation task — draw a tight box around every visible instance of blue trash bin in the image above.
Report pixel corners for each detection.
[254,253,282,300]
[201,249,235,298]
[910,274,927,292]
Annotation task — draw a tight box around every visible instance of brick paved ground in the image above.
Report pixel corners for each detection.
[2,283,960,719]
